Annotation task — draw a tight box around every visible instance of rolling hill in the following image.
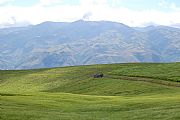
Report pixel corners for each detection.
[0,20,180,69]
[0,63,180,120]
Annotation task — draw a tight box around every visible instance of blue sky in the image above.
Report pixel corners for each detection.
[0,0,180,27]
[1,0,180,10]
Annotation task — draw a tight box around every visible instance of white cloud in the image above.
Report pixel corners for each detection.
[0,0,180,27]
[0,0,13,5]
[170,3,180,11]
[111,0,123,7]
[158,1,180,12]
[39,0,63,6]
[158,0,168,7]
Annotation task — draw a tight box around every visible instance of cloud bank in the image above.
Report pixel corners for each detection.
[0,0,180,28]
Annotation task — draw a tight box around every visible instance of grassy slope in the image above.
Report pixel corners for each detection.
[0,63,180,120]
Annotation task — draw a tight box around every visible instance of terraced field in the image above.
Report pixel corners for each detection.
[0,63,180,120]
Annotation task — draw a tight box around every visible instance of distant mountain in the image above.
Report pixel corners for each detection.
[0,20,180,69]
[170,23,180,28]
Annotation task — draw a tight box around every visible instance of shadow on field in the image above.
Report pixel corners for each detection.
[0,93,31,96]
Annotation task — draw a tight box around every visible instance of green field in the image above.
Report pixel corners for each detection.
[0,63,180,120]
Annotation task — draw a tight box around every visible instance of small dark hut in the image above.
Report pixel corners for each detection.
[93,73,103,78]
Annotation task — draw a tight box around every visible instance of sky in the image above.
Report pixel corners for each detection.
[0,0,180,27]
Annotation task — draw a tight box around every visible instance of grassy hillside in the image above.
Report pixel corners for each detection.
[0,63,180,120]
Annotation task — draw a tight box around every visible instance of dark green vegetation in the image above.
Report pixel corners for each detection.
[1,63,180,120]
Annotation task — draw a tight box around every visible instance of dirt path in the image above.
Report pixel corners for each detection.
[105,75,180,87]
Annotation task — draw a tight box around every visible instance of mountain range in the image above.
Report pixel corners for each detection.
[0,20,180,70]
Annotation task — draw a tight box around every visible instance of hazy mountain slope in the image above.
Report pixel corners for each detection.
[0,21,180,69]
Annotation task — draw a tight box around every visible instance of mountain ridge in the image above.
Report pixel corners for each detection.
[0,20,180,70]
